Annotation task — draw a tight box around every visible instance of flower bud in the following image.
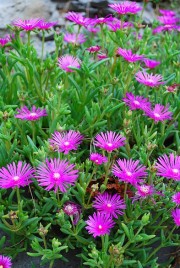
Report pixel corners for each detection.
[142,212,150,225]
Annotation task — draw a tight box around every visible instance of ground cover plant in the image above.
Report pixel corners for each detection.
[0,0,180,267]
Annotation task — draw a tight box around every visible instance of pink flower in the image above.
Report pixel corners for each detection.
[157,16,179,25]
[167,83,180,92]
[153,25,179,34]
[94,131,126,152]
[172,208,180,226]
[93,192,126,218]
[93,16,114,25]
[63,201,81,224]
[15,106,47,121]
[0,161,35,189]
[0,255,12,268]
[65,12,90,27]
[0,35,11,47]
[36,158,79,192]
[172,192,180,206]
[143,58,161,69]
[109,1,142,15]
[135,184,154,198]
[107,18,133,31]
[123,92,151,111]
[117,48,143,63]
[135,71,165,87]
[97,52,108,60]
[58,55,81,72]
[64,33,86,45]
[159,9,176,17]
[86,45,101,53]
[144,104,172,122]
[90,153,108,165]
[86,25,100,34]
[49,130,83,154]
[85,212,115,237]
[12,18,41,31]
[112,159,147,185]
[37,19,57,30]
[155,154,180,181]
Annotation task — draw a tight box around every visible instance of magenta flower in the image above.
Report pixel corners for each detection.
[159,9,176,17]
[15,106,47,121]
[97,52,108,60]
[135,71,165,87]
[36,158,79,192]
[93,192,126,218]
[37,19,57,30]
[12,18,41,31]
[167,83,180,93]
[143,58,161,69]
[86,25,100,34]
[49,130,83,154]
[63,201,81,224]
[85,212,115,237]
[94,131,126,152]
[117,48,143,63]
[123,92,151,111]
[90,153,108,165]
[135,185,154,198]
[107,18,133,31]
[112,159,147,185]
[58,55,81,72]
[86,45,101,53]
[153,25,179,34]
[172,208,180,226]
[64,33,86,45]
[155,154,180,181]
[109,1,142,15]
[144,104,172,122]
[93,16,114,25]
[157,16,179,25]
[172,192,180,206]
[65,12,90,27]
[0,255,12,268]
[0,35,11,47]
[0,161,34,189]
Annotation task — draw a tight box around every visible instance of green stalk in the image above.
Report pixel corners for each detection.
[31,121,36,144]
[16,187,21,212]
[49,260,54,268]
[103,153,112,187]
[41,30,45,61]
[27,31,31,58]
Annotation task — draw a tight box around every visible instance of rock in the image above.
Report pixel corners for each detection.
[0,0,56,31]
[91,0,109,8]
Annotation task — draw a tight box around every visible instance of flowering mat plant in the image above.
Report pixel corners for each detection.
[0,1,180,267]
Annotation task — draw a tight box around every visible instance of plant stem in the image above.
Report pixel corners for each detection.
[124,183,127,199]
[41,30,45,61]
[49,260,54,268]
[16,187,21,212]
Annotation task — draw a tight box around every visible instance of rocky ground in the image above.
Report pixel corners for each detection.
[0,0,158,57]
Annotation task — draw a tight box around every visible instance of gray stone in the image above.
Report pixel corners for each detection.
[0,0,56,32]
[91,0,108,8]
